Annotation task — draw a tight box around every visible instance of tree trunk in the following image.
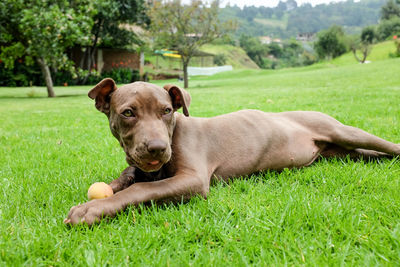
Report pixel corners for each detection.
[182,57,191,89]
[352,46,369,64]
[352,48,362,63]
[37,58,56,97]
[183,62,189,88]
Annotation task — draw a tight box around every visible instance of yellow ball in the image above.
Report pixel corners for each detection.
[87,182,114,200]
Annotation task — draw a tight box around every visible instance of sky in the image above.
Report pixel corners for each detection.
[182,0,351,8]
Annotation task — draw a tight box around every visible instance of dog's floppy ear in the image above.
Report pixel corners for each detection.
[88,78,117,114]
[163,84,191,117]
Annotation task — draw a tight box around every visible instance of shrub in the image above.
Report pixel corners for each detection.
[101,68,139,84]
[0,60,141,87]
[314,25,348,60]
[213,54,227,66]
[0,60,42,87]
[389,36,400,57]
[54,71,75,86]
[361,26,376,44]
[377,17,400,40]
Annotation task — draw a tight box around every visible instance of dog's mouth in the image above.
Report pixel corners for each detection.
[146,159,163,169]
[126,154,167,172]
[148,160,161,166]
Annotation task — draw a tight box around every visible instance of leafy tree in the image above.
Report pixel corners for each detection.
[351,26,376,63]
[148,0,234,88]
[241,6,258,22]
[267,43,284,58]
[0,0,95,97]
[377,16,400,39]
[314,25,347,60]
[264,39,313,69]
[258,6,273,18]
[79,0,148,83]
[381,0,400,20]
[361,26,376,44]
[239,35,269,68]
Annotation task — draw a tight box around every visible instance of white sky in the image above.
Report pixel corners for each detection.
[182,0,351,8]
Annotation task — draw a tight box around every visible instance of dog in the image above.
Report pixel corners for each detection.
[64,78,400,225]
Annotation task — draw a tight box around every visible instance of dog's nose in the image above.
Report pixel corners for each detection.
[147,139,167,154]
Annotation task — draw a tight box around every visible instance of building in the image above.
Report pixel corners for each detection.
[69,47,141,74]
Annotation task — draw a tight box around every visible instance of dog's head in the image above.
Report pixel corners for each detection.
[88,78,190,172]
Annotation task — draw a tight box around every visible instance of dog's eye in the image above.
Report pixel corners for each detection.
[164,108,172,115]
[122,110,134,117]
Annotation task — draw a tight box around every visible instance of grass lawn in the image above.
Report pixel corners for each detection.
[1,57,400,265]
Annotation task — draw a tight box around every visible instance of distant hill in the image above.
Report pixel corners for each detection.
[220,0,387,39]
[200,44,260,69]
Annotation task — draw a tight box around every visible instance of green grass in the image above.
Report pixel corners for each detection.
[327,41,397,66]
[200,44,259,69]
[254,17,287,29]
[1,57,400,265]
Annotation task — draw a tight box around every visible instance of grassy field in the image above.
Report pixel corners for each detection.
[327,41,396,67]
[1,56,400,265]
[200,44,259,69]
[254,17,288,29]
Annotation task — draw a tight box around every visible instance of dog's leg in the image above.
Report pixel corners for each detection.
[109,166,136,193]
[320,143,392,160]
[330,125,400,156]
[109,166,167,193]
[64,173,209,225]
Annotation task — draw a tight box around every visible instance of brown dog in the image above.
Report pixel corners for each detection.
[64,78,400,225]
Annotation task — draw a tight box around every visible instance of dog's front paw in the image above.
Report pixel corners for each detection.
[64,199,116,226]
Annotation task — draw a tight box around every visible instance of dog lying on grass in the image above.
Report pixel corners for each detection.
[64,79,399,225]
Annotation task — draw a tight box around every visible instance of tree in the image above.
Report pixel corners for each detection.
[148,0,234,88]
[239,35,269,68]
[350,26,376,63]
[381,0,400,20]
[0,0,94,97]
[377,16,400,40]
[79,0,148,83]
[314,25,347,60]
[241,6,259,22]
[361,26,376,44]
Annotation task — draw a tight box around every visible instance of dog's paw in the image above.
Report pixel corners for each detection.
[64,199,115,226]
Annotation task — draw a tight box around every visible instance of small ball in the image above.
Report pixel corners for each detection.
[87,182,114,200]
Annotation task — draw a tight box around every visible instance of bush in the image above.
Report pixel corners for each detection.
[361,26,376,44]
[377,17,400,40]
[213,54,227,66]
[211,34,236,46]
[0,60,42,87]
[390,36,400,57]
[0,59,141,87]
[54,71,75,86]
[314,25,348,60]
[239,34,269,68]
[0,64,17,86]
[90,68,140,85]
[102,68,132,84]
